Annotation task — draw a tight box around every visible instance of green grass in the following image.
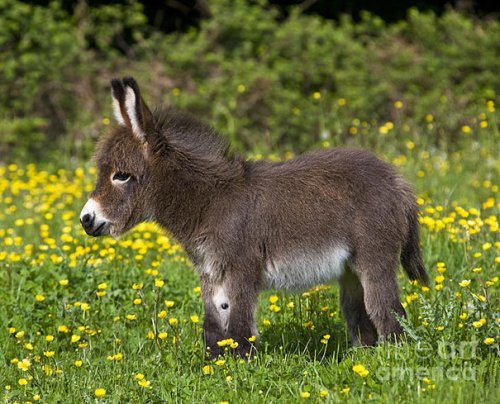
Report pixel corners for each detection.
[0,122,498,403]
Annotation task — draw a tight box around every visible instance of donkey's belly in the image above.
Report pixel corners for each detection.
[264,246,350,291]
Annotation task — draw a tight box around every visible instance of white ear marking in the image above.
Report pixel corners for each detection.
[112,96,126,126]
[125,87,146,141]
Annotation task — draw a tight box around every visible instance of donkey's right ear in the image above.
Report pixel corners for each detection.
[110,77,153,143]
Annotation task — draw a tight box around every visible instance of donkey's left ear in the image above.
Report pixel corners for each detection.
[110,77,153,142]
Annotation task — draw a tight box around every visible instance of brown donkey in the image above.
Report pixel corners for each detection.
[80,77,428,358]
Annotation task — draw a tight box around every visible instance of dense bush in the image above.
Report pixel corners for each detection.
[0,0,498,162]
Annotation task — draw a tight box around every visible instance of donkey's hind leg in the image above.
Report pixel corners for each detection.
[354,254,406,342]
[339,267,378,346]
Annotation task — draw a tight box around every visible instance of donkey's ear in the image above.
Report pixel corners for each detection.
[110,77,153,142]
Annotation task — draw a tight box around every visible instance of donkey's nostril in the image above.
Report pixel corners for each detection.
[81,213,95,228]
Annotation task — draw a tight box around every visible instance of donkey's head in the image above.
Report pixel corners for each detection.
[80,77,154,238]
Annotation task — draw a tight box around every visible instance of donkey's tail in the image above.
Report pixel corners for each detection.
[401,208,428,285]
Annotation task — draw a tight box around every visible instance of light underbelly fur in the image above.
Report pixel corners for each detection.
[264,246,350,290]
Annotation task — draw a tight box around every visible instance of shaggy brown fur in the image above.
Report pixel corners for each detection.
[80,77,428,358]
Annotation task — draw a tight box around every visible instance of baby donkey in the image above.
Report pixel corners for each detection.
[80,77,428,358]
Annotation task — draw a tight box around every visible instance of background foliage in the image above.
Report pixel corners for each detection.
[0,0,499,162]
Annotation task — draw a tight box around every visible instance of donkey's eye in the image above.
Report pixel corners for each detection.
[112,172,131,182]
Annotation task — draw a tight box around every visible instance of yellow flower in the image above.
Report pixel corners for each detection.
[484,338,494,345]
[435,284,443,291]
[217,338,233,347]
[97,282,107,289]
[473,318,486,328]
[341,387,350,395]
[202,365,214,375]
[138,379,151,388]
[15,330,25,338]
[71,334,81,343]
[58,325,70,334]
[394,100,403,109]
[126,314,136,321]
[459,280,471,287]
[132,283,144,290]
[154,278,165,288]
[74,360,83,367]
[24,342,34,350]
[168,318,178,326]
[248,335,257,342]
[158,332,168,340]
[190,315,199,323]
[59,279,69,286]
[94,388,106,398]
[135,373,145,380]
[215,359,226,366]
[269,295,279,304]
[158,310,167,319]
[435,275,445,283]
[459,313,468,320]
[352,364,369,377]
[18,378,28,386]
[482,242,492,251]
[17,358,31,371]
[133,298,142,305]
[301,391,311,399]
[319,389,329,398]
[312,91,321,100]
[35,294,45,302]
[164,300,175,308]
[44,351,55,358]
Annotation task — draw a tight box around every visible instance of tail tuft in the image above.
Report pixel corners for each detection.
[401,209,428,285]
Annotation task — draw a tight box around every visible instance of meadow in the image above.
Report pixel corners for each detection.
[0,96,498,403]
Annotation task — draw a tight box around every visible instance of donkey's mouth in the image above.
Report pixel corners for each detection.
[86,221,111,237]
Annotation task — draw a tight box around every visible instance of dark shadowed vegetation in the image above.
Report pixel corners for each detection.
[0,0,498,162]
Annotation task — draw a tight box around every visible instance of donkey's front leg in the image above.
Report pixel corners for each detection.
[200,271,259,359]
[201,275,226,359]
[225,272,260,359]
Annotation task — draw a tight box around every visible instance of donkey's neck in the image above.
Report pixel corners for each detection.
[149,156,245,245]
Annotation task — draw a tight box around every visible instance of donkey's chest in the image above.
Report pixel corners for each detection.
[264,246,350,291]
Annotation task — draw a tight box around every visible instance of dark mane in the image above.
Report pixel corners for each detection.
[152,107,231,161]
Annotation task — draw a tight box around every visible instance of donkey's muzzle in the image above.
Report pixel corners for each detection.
[80,198,111,237]
[80,212,95,232]
[80,213,109,237]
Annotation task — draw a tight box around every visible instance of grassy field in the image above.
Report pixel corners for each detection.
[0,102,499,403]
